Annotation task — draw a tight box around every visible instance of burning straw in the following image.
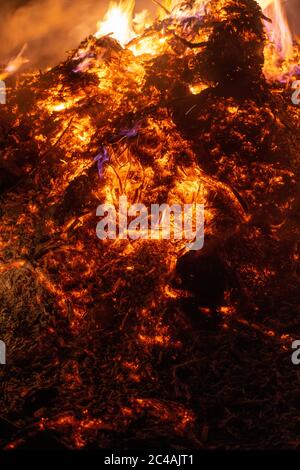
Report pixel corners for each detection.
[0,0,299,450]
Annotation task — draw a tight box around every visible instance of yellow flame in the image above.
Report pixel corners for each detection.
[258,0,274,8]
[95,0,136,46]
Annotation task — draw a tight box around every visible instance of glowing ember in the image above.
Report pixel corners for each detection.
[0,0,299,453]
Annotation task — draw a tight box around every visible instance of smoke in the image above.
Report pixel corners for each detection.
[0,0,109,69]
[285,0,300,37]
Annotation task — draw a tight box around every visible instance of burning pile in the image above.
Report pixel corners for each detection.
[0,0,300,450]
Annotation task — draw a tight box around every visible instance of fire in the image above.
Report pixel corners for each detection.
[271,0,293,59]
[260,0,294,81]
[1,0,300,451]
[93,0,296,80]
[0,44,29,81]
[95,0,136,46]
[258,0,292,57]
[0,0,296,83]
